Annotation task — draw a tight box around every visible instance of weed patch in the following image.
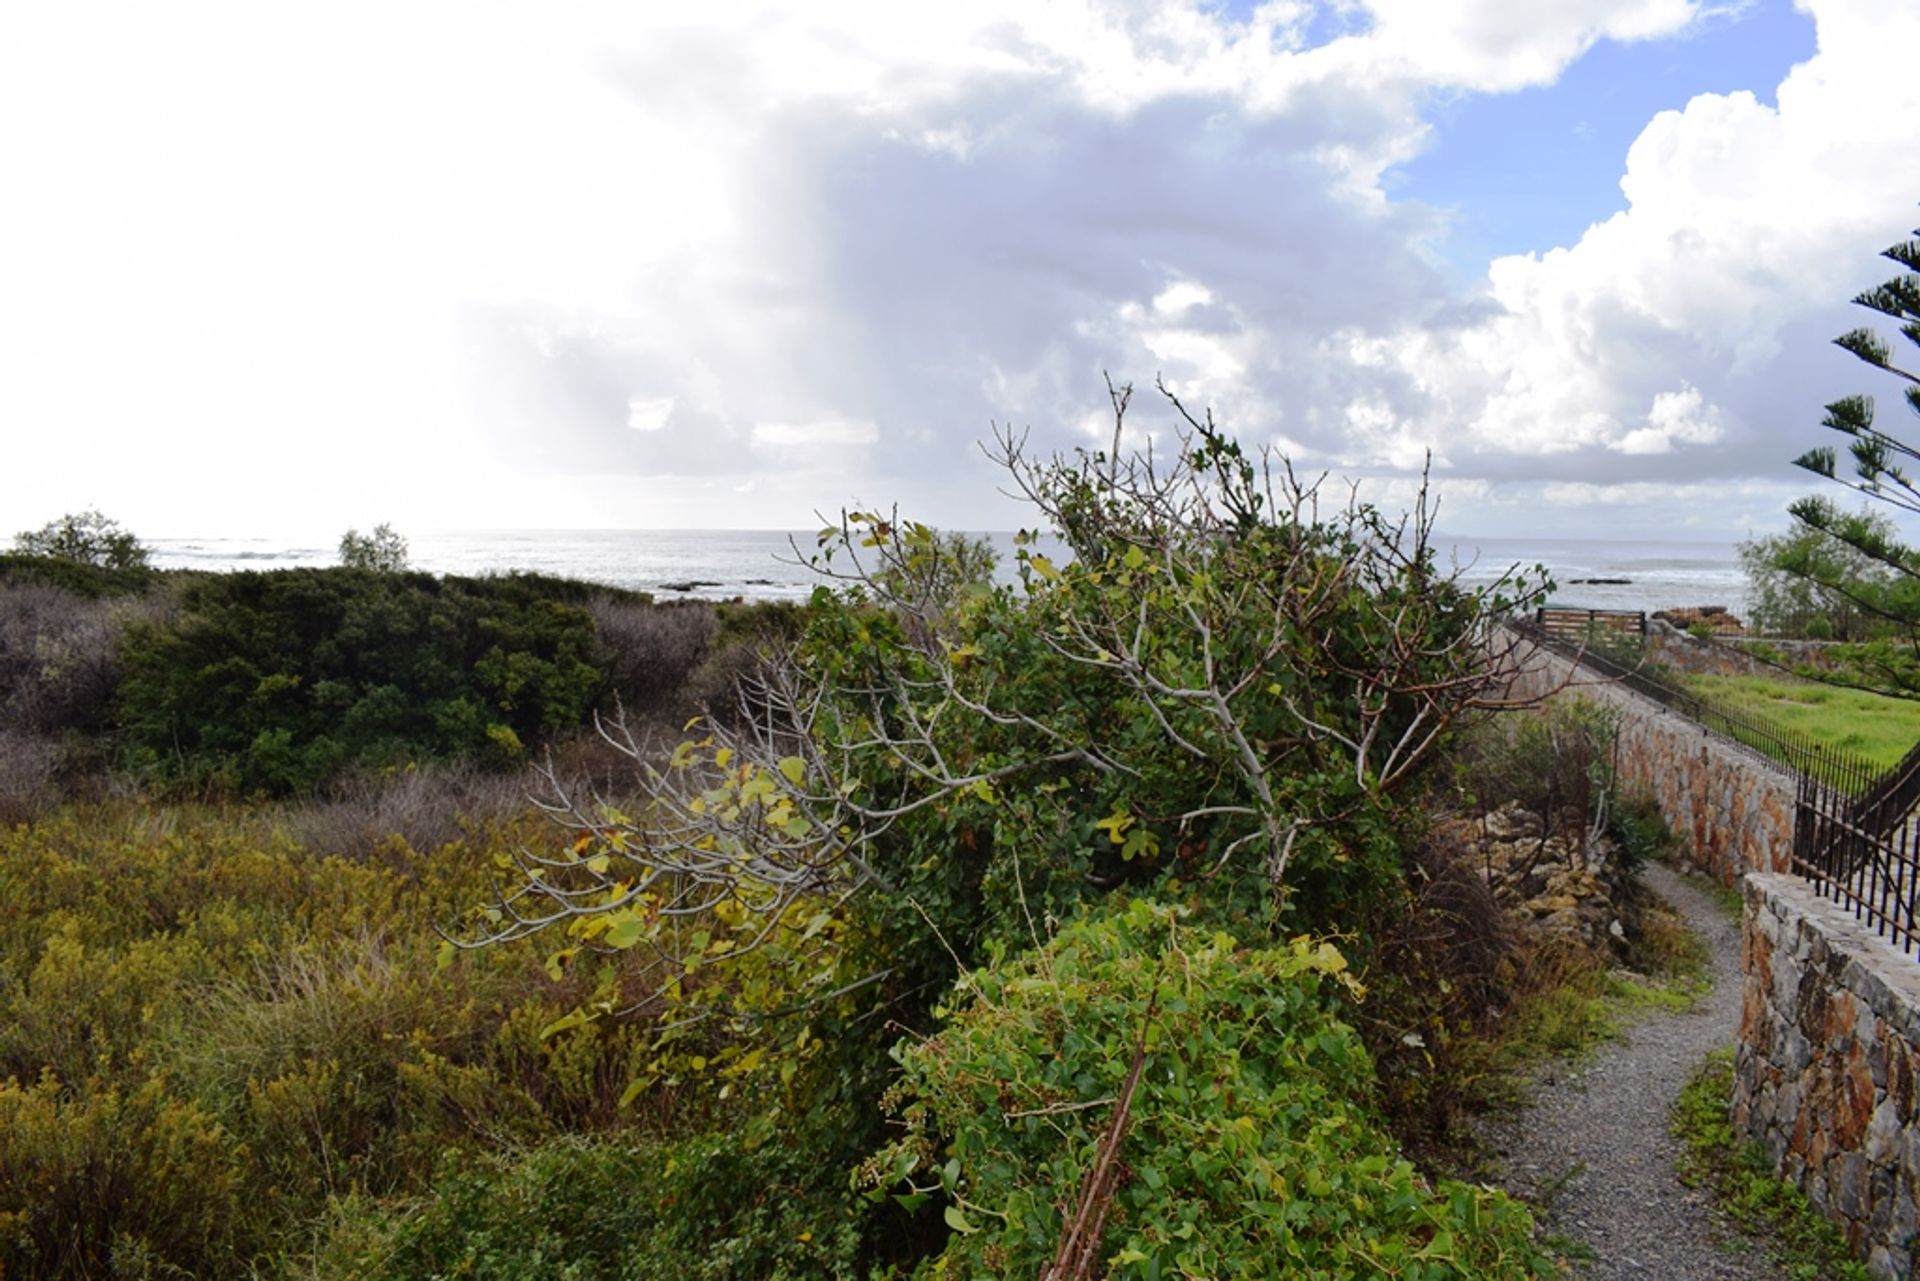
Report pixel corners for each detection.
[1671,1048,1871,1281]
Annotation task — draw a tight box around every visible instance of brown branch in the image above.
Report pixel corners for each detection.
[1040,995,1156,1281]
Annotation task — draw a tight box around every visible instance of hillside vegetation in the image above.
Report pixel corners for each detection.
[0,397,1649,1278]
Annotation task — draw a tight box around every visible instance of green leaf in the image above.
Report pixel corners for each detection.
[943,1204,977,1235]
[603,917,647,949]
[539,1009,593,1040]
[779,755,806,786]
[1121,827,1160,862]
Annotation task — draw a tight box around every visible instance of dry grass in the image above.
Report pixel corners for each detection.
[589,597,717,722]
[0,730,61,827]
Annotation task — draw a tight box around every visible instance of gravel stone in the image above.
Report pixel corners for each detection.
[1480,862,1788,1280]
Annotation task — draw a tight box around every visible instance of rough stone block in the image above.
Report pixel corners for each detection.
[1739,875,1920,1279]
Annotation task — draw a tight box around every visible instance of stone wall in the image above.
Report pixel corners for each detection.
[1736,874,1920,1278]
[1645,623,1770,678]
[1506,642,1797,884]
[1644,622,1840,679]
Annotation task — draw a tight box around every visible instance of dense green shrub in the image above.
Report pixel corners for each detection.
[0,559,793,795]
[0,552,158,599]
[874,901,1552,1279]
[1606,784,1675,874]
[116,568,608,793]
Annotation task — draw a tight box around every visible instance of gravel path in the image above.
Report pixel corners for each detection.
[1483,861,1784,1280]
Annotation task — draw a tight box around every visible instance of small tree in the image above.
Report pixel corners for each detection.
[1738,515,1897,640]
[458,381,1548,1020]
[339,523,409,572]
[1785,216,1920,690]
[12,510,150,570]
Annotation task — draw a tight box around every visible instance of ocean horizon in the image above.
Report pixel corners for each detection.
[142,529,1750,616]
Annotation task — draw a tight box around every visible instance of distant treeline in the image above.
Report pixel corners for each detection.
[0,554,801,802]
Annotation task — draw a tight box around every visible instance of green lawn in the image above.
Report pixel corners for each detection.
[1681,672,1920,775]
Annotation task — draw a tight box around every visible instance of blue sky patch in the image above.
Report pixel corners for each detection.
[1394,1,1815,280]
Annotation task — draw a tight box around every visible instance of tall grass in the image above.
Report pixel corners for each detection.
[1680,673,1920,773]
[0,799,692,1278]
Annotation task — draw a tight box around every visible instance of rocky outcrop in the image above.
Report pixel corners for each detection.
[1436,803,1631,954]
[1652,605,1745,635]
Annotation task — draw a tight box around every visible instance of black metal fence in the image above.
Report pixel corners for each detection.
[1794,775,1920,960]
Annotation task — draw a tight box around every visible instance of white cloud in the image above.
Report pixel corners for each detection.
[751,419,881,450]
[1616,384,1724,455]
[1360,0,1920,493]
[626,397,675,432]
[0,0,1905,541]
[1340,0,1700,92]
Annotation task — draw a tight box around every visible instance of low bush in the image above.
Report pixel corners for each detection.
[1361,819,1518,1157]
[313,1132,870,1281]
[873,900,1552,1279]
[0,1069,250,1276]
[0,804,688,1279]
[277,761,545,862]
[681,599,808,720]
[0,582,158,736]
[589,596,717,721]
[0,732,60,828]
[1449,698,1621,836]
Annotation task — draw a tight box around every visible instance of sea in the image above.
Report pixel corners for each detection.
[143,531,1749,617]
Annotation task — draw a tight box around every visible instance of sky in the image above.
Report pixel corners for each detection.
[2,0,1917,542]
